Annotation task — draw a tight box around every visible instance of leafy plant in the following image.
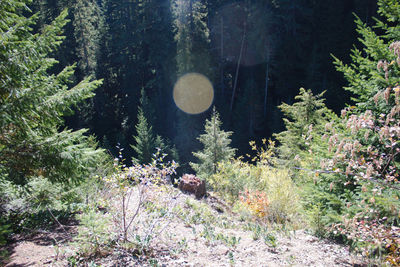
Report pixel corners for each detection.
[200,223,241,247]
[228,251,235,266]
[243,222,275,246]
[183,197,216,225]
[264,233,277,248]
[0,217,11,258]
[239,189,269,218]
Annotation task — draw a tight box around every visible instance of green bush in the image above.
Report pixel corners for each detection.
[209,140,301,224]
[208,159,249,204]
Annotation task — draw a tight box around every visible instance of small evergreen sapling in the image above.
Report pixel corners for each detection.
[131,107,156,164]
[274,88,332,167]
[190,107,235,180]
[131,89,178,164]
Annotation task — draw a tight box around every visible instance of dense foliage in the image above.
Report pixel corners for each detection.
[0,0,106,184]
[330,0,400,260]
[271,0,400,261]
[0,0,108,245]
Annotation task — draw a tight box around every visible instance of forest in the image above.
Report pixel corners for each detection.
[1,0,400,266]
[29,0,379,164]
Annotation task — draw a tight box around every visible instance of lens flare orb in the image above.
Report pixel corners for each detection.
[173,73,214,114]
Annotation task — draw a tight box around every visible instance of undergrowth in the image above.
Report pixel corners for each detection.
[208,140,303,228]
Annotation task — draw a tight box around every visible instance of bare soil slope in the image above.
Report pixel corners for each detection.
[3,189,366,267]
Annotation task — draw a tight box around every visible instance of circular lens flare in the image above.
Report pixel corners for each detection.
[173,73,214,114]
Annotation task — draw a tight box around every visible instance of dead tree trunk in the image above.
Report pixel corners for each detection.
[230,21,246,112]
[263,61,269,118]
[220,17,224,96]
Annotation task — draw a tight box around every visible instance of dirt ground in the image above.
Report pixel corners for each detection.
[2,190,368,267]
[2,220,77,267]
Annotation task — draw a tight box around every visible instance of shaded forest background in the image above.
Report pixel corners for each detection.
[32,0,377,168]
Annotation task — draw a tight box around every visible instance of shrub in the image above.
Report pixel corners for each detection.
[255,166,300,223]
[334,217,400,264]
[208,159,250,204]
[239,189,269,218]
[210,140,301,224]
[73,209,114,258]
[101,149,178,243]
[0,217,11,246]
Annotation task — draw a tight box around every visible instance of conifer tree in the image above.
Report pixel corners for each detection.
[303,2,400,252]
[131,90,179,164]
[328,0,400,197]
[0,0,105,184]
[333,0,400,113]
[131,108,155,165]
[274,88,332,165]
[72,0,104,77]
[131,90,156,164]
[190,107,235,179]
[173,0,211,77]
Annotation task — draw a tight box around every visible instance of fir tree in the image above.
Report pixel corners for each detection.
[0,0,105,184]
[131,90,178,164]
[301,1,400,250]
[131,107,155,165]
[190,107,235,179]
[130,90,156,164]
[274,88,332,166]
[72,0,104,77]
[173,0,211,77]
[333,0,400,113]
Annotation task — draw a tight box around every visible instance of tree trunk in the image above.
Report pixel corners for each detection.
[220,17,224,96]
[264,61,269,118]
[230,21,246,112]
[213,111,217,174]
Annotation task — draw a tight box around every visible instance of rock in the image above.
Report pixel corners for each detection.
[178,174,206,199]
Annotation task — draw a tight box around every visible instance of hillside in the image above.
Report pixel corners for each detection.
[4,186,367,267]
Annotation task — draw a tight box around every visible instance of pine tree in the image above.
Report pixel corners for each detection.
[333,0,400,113]
[72,0,104,77]
[97,0,176,150]
[130,89,156,164]
[274,88,332,165]
[190,107,235,179]
[131,89,178,164]
[173,0,211,77]
[0,0,105,184]
[131,108,155,164]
